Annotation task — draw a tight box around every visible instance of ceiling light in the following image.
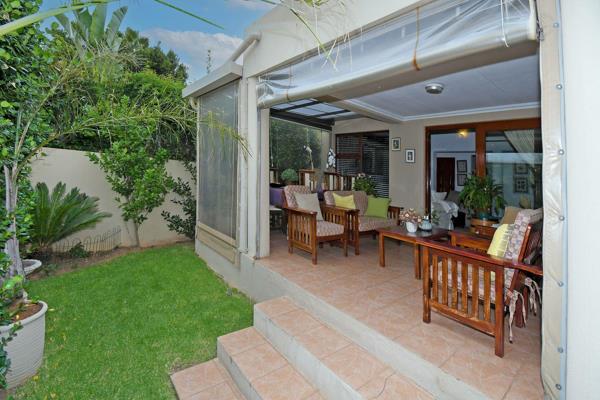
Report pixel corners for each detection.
[457,129,470,138]
[425,83,444,94]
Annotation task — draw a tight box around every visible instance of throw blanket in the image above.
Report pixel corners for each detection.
[434,200,459,217]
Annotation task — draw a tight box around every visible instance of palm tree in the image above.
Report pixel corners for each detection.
[31,182,111,256]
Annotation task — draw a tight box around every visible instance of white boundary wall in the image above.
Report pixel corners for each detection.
[30,147,193,248]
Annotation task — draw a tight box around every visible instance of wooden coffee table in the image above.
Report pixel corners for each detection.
[377,226,449,279]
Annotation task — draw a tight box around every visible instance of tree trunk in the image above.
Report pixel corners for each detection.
[132,222,140,247]
[4,165,24,277]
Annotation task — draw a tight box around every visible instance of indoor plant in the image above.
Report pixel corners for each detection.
[281,168,299,185]
[353,174,377,196]
[459,175,505,220]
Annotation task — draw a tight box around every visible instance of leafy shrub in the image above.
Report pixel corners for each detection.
[353,175,377,196]
[162,161,196,240]
[31,182,111,255]
[281,168,298,183]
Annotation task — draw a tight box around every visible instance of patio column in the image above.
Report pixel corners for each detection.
[562,0,600,398]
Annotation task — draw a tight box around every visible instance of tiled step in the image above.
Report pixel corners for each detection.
[253,296,434,400]
[170,358,244,400]
[217,326,324,400]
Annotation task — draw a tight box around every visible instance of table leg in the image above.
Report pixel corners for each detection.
[379,233,386,267]
[414,244,421,279]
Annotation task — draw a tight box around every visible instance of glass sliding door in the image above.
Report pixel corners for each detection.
[484,127,543,210]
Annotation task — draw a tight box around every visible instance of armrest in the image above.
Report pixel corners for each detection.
[283,206,318,217]
[417,238,543,276]
[322,205,359,215]
[449,231,491,252]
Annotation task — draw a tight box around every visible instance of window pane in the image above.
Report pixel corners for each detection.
[269,118,329,175]
[485,128,542,210]
[198,82,239,240]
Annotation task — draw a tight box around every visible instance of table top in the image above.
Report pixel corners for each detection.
[377,225,449,242]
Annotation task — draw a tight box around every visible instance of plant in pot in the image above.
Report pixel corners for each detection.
[459,175,505,220]
[281,168,299,185]
[353,174,377,196]
[400,208,423,233]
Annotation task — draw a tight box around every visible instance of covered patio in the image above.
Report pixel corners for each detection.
[260,232,543,400]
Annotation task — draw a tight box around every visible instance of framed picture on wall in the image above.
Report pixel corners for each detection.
[391,137,401,151]
[405,148,415,163]
[514,164,528,175]
[457,173,467,186]
[457,160,467,173]
[514,177,529,193]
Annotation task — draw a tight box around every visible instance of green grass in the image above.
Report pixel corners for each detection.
[15,244,253,399]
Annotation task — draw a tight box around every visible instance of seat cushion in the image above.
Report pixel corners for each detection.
[365,196,390,218]
[283,185,311,209]
[324,190,368,215]
[317,221,344,237]
[333,193,356,210]
[295,193,323,221]
[487,224,514,257]
[358,216,396,232]
[433,262,510,304]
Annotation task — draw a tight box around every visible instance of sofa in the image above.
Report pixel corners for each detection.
[323,190,402,255]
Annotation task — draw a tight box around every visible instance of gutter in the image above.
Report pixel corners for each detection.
[227,32,261,63]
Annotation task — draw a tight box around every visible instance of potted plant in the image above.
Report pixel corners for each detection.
[281,168,299,185]
[459,175,505,220]
[0,275,47,389]
[353,174,377,196]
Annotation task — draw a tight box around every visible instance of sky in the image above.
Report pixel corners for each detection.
[40,0,274,82]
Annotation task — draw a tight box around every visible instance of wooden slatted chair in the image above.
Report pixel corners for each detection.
[283,185,352,265]
[418,209,543,357]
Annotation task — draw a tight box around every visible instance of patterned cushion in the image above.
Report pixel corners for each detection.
[283,185,311,209]
[503,208,543,284]
[435,263,502,303]
[316,220,344,237]
[358,216,396,232]
[324,191,368,215]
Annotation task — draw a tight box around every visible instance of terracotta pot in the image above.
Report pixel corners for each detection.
[0,301,48,389]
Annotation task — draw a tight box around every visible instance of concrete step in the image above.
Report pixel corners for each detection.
[217,326,324,400]
[253,296,434,400]
[170,358,244,400]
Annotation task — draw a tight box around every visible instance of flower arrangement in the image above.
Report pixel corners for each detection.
[400,208,423,224]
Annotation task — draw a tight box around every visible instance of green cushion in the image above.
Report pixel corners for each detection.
[365,196,391,218]
[332,193,356,209]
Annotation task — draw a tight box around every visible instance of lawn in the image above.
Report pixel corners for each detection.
[14,244,253,399]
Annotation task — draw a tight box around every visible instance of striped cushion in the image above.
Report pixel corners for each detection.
[283,185,311,209]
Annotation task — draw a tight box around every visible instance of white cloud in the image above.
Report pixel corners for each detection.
[140,28,243,82]
[227,0,275,11]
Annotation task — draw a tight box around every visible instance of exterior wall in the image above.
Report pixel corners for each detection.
[562,0,600,398]
[332,108,540,211]
[30,147,193,248]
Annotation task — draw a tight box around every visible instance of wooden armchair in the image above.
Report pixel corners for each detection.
[323,190,402,255]
[283,185,353,265]
[418,209,543,357]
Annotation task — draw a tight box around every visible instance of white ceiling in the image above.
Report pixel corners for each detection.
[346,54,540,121]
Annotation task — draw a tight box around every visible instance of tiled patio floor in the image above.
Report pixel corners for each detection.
[260,233,544,400]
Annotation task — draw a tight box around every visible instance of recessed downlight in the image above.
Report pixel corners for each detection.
[425,82,444,94]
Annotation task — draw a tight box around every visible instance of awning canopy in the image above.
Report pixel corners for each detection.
[257,0,538,109]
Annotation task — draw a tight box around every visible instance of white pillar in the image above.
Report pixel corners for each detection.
[563,0,600,398]
[246,77,259,258]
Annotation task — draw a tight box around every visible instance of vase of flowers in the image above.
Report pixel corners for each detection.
[400,208,422,233]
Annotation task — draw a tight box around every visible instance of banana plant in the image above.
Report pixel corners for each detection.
[55,3,128,58]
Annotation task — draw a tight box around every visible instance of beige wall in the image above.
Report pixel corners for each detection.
[333,108,540,211]
[30,148,193,248]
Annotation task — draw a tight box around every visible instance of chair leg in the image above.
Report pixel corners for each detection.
[355,235,360,256]
[311,247,317,265]
[343,235,348,257]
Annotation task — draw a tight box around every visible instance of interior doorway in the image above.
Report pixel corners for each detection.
[436,157,455,193]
